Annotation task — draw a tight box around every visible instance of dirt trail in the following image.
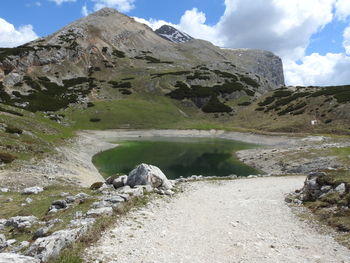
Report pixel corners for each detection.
[85,177,350,263]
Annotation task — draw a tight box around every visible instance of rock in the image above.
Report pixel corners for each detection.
[86,207,113,217]
[0,188,9,193]
[74,211,83,218]
[112,175,128,189]
[21,187,43,195]
[5,216,38,229]
[106,174,125,185]
[135,185,153,193]
[75,193,90,199]
[69,218,95,228]
[105,196,125,203]
[126,164,172,190]
[47,219,63,226]
[91,201,112,209]
[0,234,7,251]
[33,226,52,239]
[117,186,143,197]
[26,228,82,262]
[164,189,175,196]
[0,253,40,263]
[90,182,104,190]
[65,195,77,203]
[335,183,346,195]
[321,185,332,193]
[118,193,130,201]
[6,239,16,246]
[25,198,33,204]
[51,200,67,209]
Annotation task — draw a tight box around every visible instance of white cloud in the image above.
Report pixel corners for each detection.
[133,17,176,31]
[335,0,350,20]
[81,4,90,16]
[178,8,223,46]
[0,18,38,48]
[35,2,42,6]
[49,0,76,5]
[92,0,135,12]
[343,25,350,54]
[143,0,348,86]
[284,53,350,86]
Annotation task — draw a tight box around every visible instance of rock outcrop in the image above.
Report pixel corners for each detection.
[126,163,173,190]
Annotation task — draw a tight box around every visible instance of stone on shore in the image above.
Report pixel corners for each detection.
[126,164,172,190]
[21,187,43,195]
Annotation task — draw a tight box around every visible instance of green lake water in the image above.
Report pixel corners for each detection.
[92,137,260,179]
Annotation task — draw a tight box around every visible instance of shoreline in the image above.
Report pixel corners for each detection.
[1,129,346,189]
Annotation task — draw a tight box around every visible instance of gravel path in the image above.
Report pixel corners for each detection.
[85,177,350,263]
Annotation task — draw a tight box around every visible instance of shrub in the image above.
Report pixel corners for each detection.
[258,96,275,106]
[108,81,132,89]
[120,89,132,95]
[90,118,101,122]
[112,50,126,58]
[240,76,259,88]
[238,101,251,106]
[202,96,233,113]
[5,126,23,134]
[0,152,16,163]
[87,102,95,108]
[255,107,265,111]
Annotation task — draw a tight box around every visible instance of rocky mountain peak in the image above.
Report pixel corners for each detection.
[155,25,193,43]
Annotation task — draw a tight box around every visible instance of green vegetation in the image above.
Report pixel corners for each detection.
[1,76,94,112]
[202,96,233,113]
[0,152,17,163]
[108,81,132,89]
[112,49,126,58]
[0,46,35,62]
[151,71,191,78]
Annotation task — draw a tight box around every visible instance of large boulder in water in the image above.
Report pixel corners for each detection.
[126,164,172,190]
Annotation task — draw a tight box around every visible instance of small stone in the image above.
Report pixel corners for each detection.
[0,234,7,251]
[51,200,67,209]
[105,196,125,203]
[75,193,90,199]
[164,189,174,196]
[6,239,16,246]
[86,207,113,217]
[65,196,76,203]
[33,226,52,239]
[21,187,43,195]
[112,175,128,189]
[25,198,33,204]
[335,183,346,195]
[0,188,9,193]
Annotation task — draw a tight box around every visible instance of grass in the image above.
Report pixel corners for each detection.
[48,194,151,263]
[0,185,96,243]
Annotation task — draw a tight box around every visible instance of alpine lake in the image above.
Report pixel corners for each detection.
[92,137,261,180]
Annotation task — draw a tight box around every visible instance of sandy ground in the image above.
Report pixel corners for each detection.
[84,176,350,263]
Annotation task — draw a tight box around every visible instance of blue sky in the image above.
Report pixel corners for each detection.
[1,0,350,86]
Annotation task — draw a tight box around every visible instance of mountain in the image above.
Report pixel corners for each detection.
[0,8,285,113]
[155,25,194,43]
[1,7,350,172]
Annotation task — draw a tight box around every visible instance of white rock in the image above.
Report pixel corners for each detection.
[0,253,40,263]
[5,216,38,229]
[0,188,9,193]
[86,207,113,217]
[26,228,82,262]
[0,234,6,250]
[335,183,346,195]
[117,186,143,197]
[126,163,173,190]
[21,187,43,195]
[25,198,33,204]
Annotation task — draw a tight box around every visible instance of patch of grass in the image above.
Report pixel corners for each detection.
[112,49,126,58]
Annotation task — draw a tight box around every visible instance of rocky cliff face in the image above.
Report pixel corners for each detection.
[155,25,193,43]
[0,8,285,114]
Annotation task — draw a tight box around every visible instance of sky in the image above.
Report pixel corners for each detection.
[1,0,350,87]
